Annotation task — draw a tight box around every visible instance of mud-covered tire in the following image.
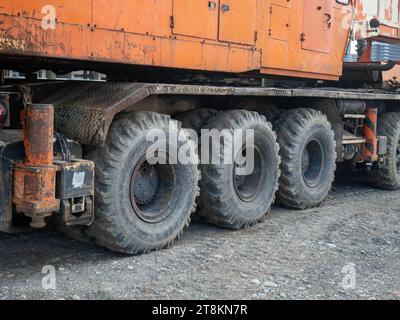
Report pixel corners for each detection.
[198,110,280,229]
[175,108,219,133]
[175,108,219,221]
[370,112,400,190]
[275,108,336,209]
[86,112,200,254]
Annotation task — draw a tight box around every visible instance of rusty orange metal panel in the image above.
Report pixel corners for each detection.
[0,12,260,73]
[11,0,92,25]
[173,0,219,40]
[218,0,257,45]
[262,0,351,79]
[302,0,334,54]
[270,0,292,8]
[0,0,354,80]
[269,4,291,42]
[262,0,295,70]
[94,0,172,37]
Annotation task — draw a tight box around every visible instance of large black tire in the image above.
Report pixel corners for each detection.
[370,112,400,190]
[175,108,218,133]
[198,110,280,229]
[174,108,218,222]
[86,112,200,254]
[275,108,336,209]
[257,106,282,123]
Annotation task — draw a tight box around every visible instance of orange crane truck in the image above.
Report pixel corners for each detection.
[1,0,400,254]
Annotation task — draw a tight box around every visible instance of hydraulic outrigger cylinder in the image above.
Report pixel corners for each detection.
[11,102,96,229]
[13,104,59,228]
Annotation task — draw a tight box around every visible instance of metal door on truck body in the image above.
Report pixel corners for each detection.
[263,0,295,69]
[173,0,257,45]
[262,0,352,80]
[172,0,219,40]
[269,0,292,42]
[218,0,258,45]
[301,0,334,53]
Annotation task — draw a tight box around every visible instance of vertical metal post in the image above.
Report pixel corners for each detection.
[363,108,378,162]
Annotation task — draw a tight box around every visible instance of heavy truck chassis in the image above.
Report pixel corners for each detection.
[1,81,400,254]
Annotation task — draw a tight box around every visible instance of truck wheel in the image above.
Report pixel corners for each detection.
[257,106,282,123]
[175,108,218,133]
[275,108,336,209]
[86,112,200,254]
[370,112,400,190]
[198,110,280,229]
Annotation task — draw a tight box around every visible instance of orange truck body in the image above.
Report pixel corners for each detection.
[0,0,353,81]
[355,0,400,42]
[0,1,399,81]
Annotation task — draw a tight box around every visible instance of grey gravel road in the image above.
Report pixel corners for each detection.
[1,174,399,300]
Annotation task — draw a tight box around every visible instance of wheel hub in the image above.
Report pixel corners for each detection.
[302,149,310,173]
[233,146,264,202]
[130,155,176,223]
[301,139,324,188]
[132,162,159,205]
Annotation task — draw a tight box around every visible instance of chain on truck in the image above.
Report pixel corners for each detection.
[1,0,400,254]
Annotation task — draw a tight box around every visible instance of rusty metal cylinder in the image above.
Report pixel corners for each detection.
[22,104,54,166]
[363,108,378,162]
[14,103,59,228]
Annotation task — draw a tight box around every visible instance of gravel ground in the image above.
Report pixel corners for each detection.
[0,173,399,300]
